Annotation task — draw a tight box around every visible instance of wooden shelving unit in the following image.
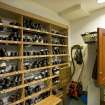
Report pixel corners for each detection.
[0,4,69,105]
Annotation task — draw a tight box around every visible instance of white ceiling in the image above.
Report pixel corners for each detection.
[34,0,105,21]
[35,0,81,12]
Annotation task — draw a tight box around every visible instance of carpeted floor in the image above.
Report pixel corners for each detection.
[66,97,85,105]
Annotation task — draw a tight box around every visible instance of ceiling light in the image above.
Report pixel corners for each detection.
[97,0,105,3]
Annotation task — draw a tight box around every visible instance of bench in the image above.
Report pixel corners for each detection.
[36,95,63,105]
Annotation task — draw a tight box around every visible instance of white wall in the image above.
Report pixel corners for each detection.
[71,7,105,45]
[87,44,100,105]
[70,7,105,105]
[0,0,69,25]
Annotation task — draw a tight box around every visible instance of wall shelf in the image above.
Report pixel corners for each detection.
[0,56,22,60]
[0,4,69,105]
[0,40,22,44]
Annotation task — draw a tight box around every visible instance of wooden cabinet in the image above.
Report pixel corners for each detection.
[98,28,105,85]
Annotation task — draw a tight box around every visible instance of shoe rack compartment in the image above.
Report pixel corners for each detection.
[0,7,69,105]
